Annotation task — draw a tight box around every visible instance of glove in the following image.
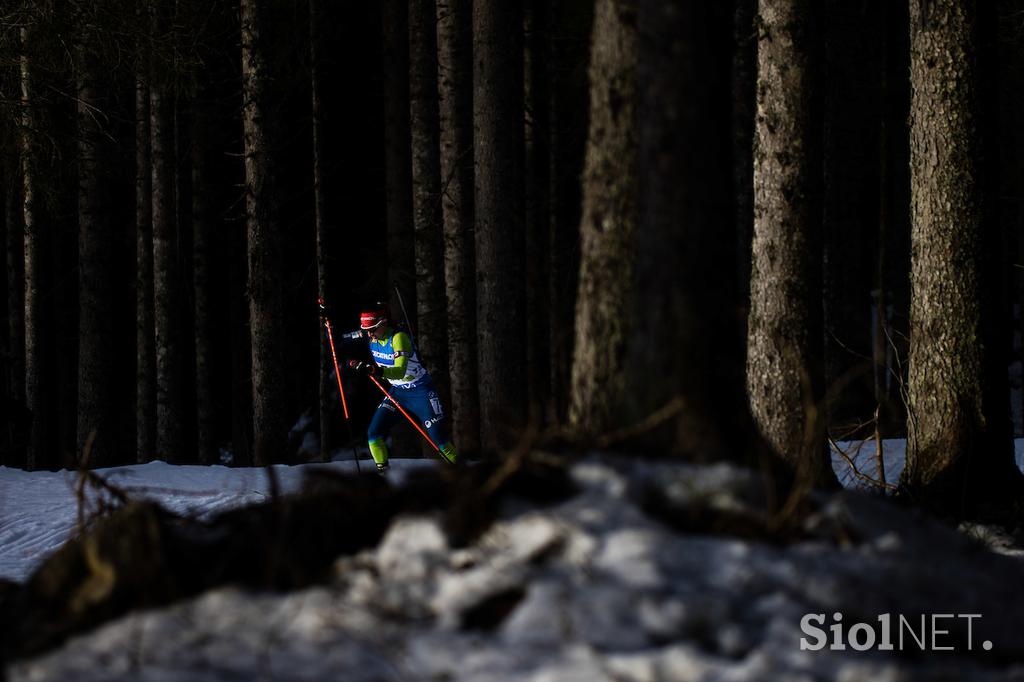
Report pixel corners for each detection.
[347,360,380,377]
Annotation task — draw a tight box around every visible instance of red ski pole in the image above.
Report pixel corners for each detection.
[322,315,350,420]
[319,298,360,473]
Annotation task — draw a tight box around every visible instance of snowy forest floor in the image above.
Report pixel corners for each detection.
[2,444,1024,680]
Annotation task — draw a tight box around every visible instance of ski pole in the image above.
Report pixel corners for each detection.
[320,303,350,420]
[319,298,360,473]
[393,283,416,337]
[365,374,452,463]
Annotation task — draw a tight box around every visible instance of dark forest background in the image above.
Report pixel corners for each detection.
[2,0,1024,516]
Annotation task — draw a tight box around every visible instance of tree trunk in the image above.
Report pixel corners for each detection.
[381,0,416,317]
[748,0,835,486]
[230,219,252,467]
[409,0,448,403]
[473,0,526,450]
[242,0,287,466]
[136,34,156,464]
[903,0,1022,508]
[21,26,54,471]
[308,0,332,462]
[625,0,763,463]
[1,156,23,468]
[436,0,480,453]
[6,153,25,419]
[524,0,552,421]
[192,105,215,465]
[151,21,184,463]
[76,42,117,467]
[569,0,637,436]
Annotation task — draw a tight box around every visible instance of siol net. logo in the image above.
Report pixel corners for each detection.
[800,613,991,652]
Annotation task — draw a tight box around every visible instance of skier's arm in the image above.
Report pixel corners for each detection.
[381,331,414,381]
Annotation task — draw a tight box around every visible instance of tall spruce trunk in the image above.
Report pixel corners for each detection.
[473,0,526,449]
[382,0,416,317]
[437,0,479,453]
[21,26,53,471]
[6,155,25,420]
[409,0,448,404]
[626,0,765,462]
[747,0,836,486]
[151,58,184,462]
[902,0,1022,507]
[242,0,287,466]
[2,156,24,468]
[569,0,637,436]
[76,45,117,467]
[136,40,156,464]
[192,106,214,465]
[309,0,332,462]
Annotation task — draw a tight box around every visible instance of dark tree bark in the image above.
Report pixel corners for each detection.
[192,105,215,466]
[902,0,1022,508]
[436,0,479,453]
[624,0,764,463]
[230,220,253,467]
[381,0,416,316]
[409,0,448,401]
[0,154,21,468]
[242,0,287,466]
[5,153,25,417]
[151,9,184,463]
[309,0,332,462]
[524,0,552,421]
[747,0,836,486]
[136,27,156,464]
[473,0,526,450]
[75,39,117,467]
[569,0,637,435]
[21,25,54,471]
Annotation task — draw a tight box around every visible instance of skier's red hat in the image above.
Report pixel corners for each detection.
[359,303,390,330]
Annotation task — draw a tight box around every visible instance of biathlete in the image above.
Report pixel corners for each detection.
[347,303,458,472]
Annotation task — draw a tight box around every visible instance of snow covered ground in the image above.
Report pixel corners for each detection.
[3,440,1024,585]
[0,457,432,584]
[5,454,1024,681]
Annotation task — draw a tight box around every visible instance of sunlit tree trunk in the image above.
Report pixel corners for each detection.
[747,0,836,486]
[902,0,1023,508]
[569,0,637,435]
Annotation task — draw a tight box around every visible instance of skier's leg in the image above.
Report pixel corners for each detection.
[407,385,458,464]
[367,400,399,470]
